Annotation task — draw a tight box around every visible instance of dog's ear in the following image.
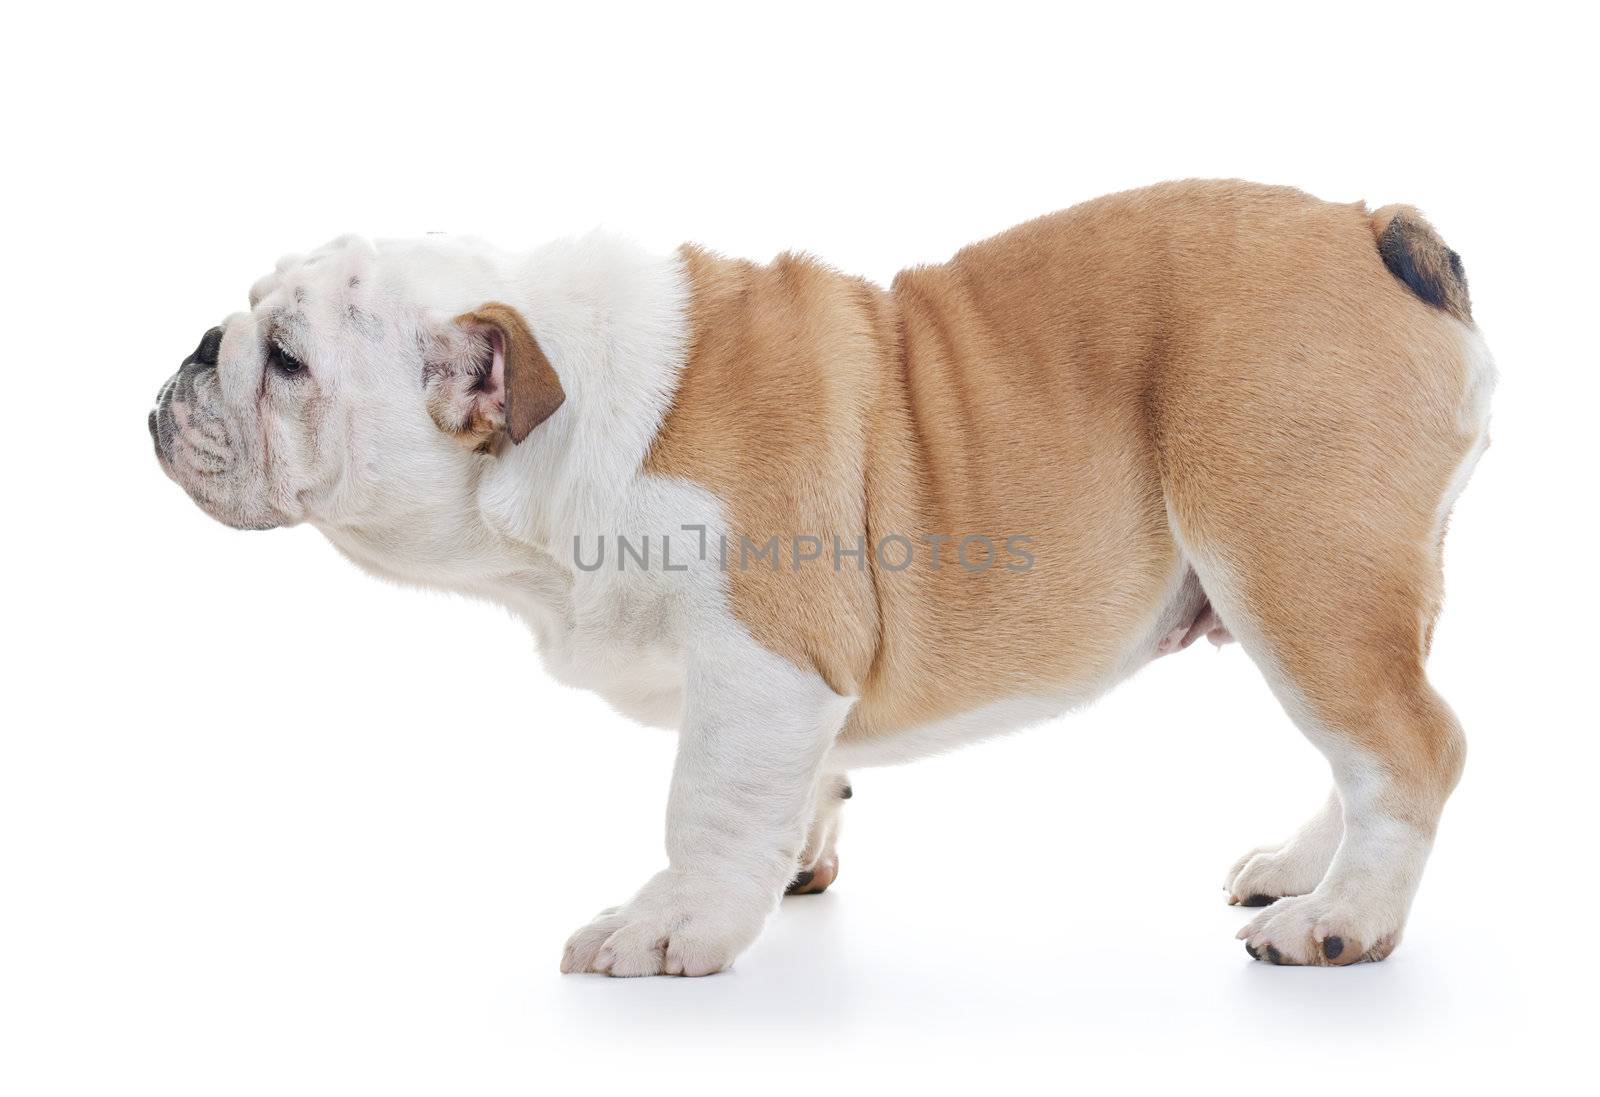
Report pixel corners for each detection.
[422,302,565,446]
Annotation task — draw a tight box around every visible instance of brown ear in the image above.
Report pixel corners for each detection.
[453,302,566,444]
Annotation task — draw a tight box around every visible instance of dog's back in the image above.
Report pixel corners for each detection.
[816,181,1485,746]
[647,182,1491,758]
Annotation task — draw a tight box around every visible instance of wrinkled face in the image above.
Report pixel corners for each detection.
[149,235,562,537]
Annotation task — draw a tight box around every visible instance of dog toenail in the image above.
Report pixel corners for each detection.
[1265,945,1284,965]
[1244,942,1261,960]
[1322,936,1345,960]
[1240,894,1278,907]
[787,870,815,893]
[840,784,853,799]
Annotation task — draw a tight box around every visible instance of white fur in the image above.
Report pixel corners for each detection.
[1435,327,1497,540]
[1225,790,1343,902]
[158,232,853,976]
[1238,762,1435,965]
[151,231,1491,975]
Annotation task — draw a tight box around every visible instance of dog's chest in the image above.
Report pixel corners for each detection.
[485,570,688,730]
[328,525,691,730]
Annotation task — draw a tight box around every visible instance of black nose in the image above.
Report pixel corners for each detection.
[188,326,223,368]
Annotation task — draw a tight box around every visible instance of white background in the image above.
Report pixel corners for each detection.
[3,2,1595,1093]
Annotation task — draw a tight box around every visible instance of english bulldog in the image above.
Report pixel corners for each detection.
[150,180,1494,974]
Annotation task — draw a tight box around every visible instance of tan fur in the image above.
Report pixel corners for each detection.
[645,250,887,697]
[646,180,1484,804]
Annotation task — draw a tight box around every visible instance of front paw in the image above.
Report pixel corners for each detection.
[560,871,775,977]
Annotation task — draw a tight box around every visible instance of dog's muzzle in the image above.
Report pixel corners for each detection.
[149,326,223,461]
[150,326,278,530]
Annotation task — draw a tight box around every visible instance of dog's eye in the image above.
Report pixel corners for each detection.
[270,344,306,376]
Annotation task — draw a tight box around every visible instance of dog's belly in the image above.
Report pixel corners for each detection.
[827,568,1221,769]
[828,687,1108,769]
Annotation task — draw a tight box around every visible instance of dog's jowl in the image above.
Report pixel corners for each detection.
[150,181,1494,975]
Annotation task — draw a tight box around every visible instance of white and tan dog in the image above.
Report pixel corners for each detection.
[150,180,1493,975]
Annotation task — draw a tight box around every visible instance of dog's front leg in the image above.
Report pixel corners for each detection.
[561,647,851,977]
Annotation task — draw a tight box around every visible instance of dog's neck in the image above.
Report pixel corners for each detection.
[472,233,692,555]
[320,232,695,635]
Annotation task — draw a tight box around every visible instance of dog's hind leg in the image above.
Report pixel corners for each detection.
[1223,789,1343,907]
[787,773,851,895]
[1174,485,1472,964]
[1158,318,1491,964]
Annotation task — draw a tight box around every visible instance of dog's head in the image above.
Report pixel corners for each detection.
[148,235,565,534]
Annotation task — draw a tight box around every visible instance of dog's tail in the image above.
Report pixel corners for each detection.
[1369,204,1472,324]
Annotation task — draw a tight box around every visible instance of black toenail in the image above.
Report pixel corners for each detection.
[840,784,853,800]
[1265,945,1284,965]
[1244,942,1261,960]
[787,870,815,892]
[1240,894,1278,907]
[1322,936,1345,960]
